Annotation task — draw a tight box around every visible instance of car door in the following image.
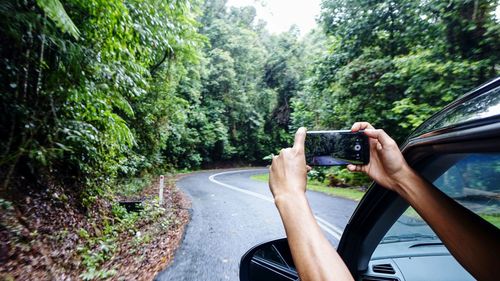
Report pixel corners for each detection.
[338,78,500,280]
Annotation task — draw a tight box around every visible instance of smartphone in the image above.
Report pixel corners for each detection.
[305,130,370,166]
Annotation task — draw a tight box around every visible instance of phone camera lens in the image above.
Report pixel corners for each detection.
[354,144,362,151]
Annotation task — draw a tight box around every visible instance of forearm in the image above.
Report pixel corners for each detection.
[275,194,353,281]
[395,167,500,281]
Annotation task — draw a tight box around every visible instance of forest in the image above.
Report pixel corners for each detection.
[0,0,499,279]
[1,0,499,196]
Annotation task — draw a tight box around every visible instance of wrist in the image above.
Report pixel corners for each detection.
[392,165,421,198]
[274,191,308,210]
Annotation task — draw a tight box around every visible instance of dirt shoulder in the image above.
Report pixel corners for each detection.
[0,175,190,280]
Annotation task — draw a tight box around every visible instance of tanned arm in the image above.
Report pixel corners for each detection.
[349,122,500,281]
[269,128,354,281]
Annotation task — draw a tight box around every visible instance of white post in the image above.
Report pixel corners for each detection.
[159,175,164,205]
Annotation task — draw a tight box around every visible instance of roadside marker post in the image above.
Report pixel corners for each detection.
[159,175,164,205]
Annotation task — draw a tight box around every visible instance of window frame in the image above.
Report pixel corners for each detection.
[337,119,500,279]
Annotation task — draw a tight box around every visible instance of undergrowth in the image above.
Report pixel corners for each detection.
[77,179,168,280]
[0,175,180,280]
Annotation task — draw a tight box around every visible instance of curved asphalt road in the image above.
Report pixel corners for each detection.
[155,168,357,281]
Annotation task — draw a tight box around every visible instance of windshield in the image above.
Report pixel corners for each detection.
[380,208,439,244]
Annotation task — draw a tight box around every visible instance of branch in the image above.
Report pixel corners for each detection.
[149,47,174,75]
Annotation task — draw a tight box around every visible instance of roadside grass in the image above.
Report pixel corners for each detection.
[251,174,500,228]
[481,214,500,228]
[250,173,365,201]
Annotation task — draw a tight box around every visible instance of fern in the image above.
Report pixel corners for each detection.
[36,0,79,38]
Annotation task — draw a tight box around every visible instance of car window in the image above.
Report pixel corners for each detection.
[432,153,500,227]
[412,86,500,136]
[383,153,499,243]
[370,153,499,280]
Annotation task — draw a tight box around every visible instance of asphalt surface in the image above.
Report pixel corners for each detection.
[155,168,357,281]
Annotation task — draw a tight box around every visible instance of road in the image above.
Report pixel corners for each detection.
[155,168,357,281]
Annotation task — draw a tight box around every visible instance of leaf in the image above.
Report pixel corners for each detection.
[262,154,274,161]
[36,0,80,39]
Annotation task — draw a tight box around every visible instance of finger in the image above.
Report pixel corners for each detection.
[363,129,395,148]
[347,164,366,173]
[347,164,356,171]
[306,165,312,172]
[293,127,307,152]
[351,122,375,132]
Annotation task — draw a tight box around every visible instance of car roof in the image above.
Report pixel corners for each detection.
[407,76,500,141]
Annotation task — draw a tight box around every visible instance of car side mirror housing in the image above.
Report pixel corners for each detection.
[239,238,299,281]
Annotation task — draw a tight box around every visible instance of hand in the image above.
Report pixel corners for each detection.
[269,127,309,201]
[347,122,411,193]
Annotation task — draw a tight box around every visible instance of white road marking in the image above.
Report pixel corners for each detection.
[208,169,343,240]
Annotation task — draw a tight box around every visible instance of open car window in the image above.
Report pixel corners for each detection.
[382,153,499,243]
[432,153,500,227]
[370,153,499,280]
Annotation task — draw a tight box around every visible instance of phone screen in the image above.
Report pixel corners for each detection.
[305,131,369,166]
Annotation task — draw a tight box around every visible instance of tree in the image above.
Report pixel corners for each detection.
[293,0,499,142]
[0,0,204,195]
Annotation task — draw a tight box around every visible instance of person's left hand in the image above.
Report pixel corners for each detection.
[269,127,308,202]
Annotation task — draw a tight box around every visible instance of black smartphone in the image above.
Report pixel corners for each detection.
[305,130,370,166]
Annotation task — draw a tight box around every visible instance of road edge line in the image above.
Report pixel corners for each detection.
[208,169,342,240]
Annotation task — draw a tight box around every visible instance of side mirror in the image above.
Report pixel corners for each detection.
[239,238,299,281]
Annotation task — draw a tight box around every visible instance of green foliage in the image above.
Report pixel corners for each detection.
[384,50,491,129]
[80,268,117,281]
[293,0,499,142]
[307,166,371,188]
[308,168,328,182]
[181,0,309,165]
[325,167,371,188]
[481,213,500,228]
[114,176,153,198]
[36,0,79,38]
[0,0,204,197]
[0,198,14,210]
[78,202,143,279]
[0,0,310,203]
[1,0,498,212]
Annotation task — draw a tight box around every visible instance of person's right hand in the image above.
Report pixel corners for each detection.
[347,122,412,193]
[269,127,308,202]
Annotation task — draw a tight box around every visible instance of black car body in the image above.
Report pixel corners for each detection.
[240,77,500,281]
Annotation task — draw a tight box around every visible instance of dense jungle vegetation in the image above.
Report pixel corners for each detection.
[1,0,499,203]
[0,0,498,278]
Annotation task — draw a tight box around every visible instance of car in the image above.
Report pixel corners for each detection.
[239,77,500,281]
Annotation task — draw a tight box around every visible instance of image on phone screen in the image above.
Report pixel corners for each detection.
[305,131,369,166]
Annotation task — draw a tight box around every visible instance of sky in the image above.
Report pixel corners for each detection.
[226,0,322,35]
[226,1,500,34]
